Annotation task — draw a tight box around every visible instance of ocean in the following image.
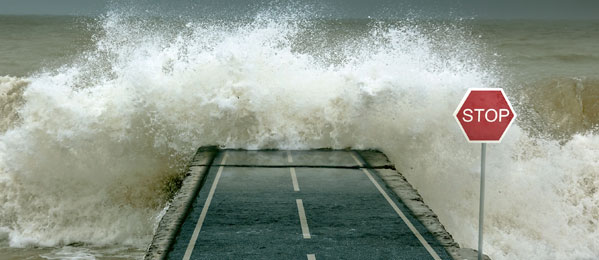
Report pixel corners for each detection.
[0,13,598,259]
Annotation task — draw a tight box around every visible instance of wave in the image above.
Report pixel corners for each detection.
[0,11,598,260]
[516,77,599,140]
[515,54,599,63]
[0,76,28,133]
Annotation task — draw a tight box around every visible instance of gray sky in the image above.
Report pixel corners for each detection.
[0,0,598,19]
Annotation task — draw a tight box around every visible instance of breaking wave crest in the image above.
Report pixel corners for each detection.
[0,11,598,260]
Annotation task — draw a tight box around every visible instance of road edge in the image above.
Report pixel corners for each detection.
[356,150,491,260]
[144,146,218,260]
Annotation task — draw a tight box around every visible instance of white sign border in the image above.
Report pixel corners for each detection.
[453,88,517,143]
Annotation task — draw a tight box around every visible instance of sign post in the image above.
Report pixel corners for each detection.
[478,143,486,260]
[453,88,516,260]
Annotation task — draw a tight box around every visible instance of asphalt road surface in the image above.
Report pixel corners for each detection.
[167,150,452,260]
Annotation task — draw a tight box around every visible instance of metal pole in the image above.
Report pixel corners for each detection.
[478,143,486,260]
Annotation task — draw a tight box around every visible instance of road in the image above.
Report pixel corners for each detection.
[166,150,452,260]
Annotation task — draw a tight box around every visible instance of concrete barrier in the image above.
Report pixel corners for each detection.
[144,146,218,260]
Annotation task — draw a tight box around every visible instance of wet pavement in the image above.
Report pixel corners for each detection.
[167,150,452,260]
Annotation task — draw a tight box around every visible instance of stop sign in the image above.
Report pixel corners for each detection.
[454,88,516,143]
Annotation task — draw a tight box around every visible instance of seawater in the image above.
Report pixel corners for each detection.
[0,12,598,260]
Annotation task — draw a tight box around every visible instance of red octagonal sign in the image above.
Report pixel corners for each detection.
[454,88,516,143]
